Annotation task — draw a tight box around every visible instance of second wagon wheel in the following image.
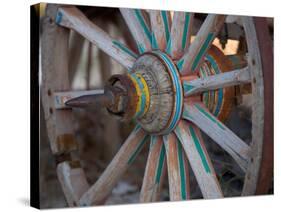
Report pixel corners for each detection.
[41,4,273,206]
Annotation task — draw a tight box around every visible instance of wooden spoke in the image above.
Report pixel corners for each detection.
[140,136,167,202]
[183,102,250,171]
[177,14,226,75]
[149,10,171,51]
[57,161,90,206]
[56,6,137,70]
[54,89,104,109]
[163,133,190,201]
[168,12,194,59]
[174,121,223,199]
[120,8,152,53]
[79,126,148,206]
[183,66,251,96]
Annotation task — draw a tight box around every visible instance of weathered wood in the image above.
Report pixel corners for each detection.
[68,30,85,82]
[54,89,104,109]
[168,12,194,59]
[140,136,166,202]
[79,126,148,206]
[183,102,250,171]
[163,133,190,201]
[174,121,223,199]
[149,10,171,51]
[183,67,251,97]
[242,17,265,195]
[177,15,226,75]
[253,17,273,195]
[56,6,137,70]
[57,161,90,206]
[120,8,152,53]
[41,5,77,154]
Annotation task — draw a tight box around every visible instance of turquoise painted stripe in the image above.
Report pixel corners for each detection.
[112,40,138,59]
[177,58,184,71]
[195,104,225,130]
[155,143,166,183]
[165,37,172,54]
[137,43,146,54]
[181,13,190,50]
[134,9,151,41]
[154,51,183,133]
[183,82,195,94]
[189,126,211,173]
[161,11,170,43]
[151,32,159,49]
[191,33,215,72]
[214,89,223,116]
[127,134,149,165]
[177,140,187,199]
[55,11,63,24]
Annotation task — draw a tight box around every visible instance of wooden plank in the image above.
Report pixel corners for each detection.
[120,8,152,53]
[174,121,223,199]
[56,6,137,70]
[57,161,90,206]
[177,14,226,75]
[183,66,251,97]
[54,89,104,109]
[149,10,171,51]
[183,102,250,171]
[168,12,194,59]
[41,5,77,154]
[79,126,148,206]
[163,133,190,201]
[140,136,167,202]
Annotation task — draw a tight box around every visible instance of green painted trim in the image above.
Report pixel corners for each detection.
[161,11,170,43]
[183,82,195,94]
[155,144,166,183]
[177,58,184,70]
[112,40,138,59]
[181,13,190,50]
[137,43,146,54]
[55,11,63,24]
[127,135,149,165]
[177,140,187,199]
[195,104,225,130]
[134,9,151,41]
[151,32,159,49]
[189,126,211,173]
[191,33,215,72]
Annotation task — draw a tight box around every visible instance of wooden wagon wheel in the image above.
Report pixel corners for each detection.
[41,4,273,206]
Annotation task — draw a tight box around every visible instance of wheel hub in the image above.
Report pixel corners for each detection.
[109,51,183,135]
